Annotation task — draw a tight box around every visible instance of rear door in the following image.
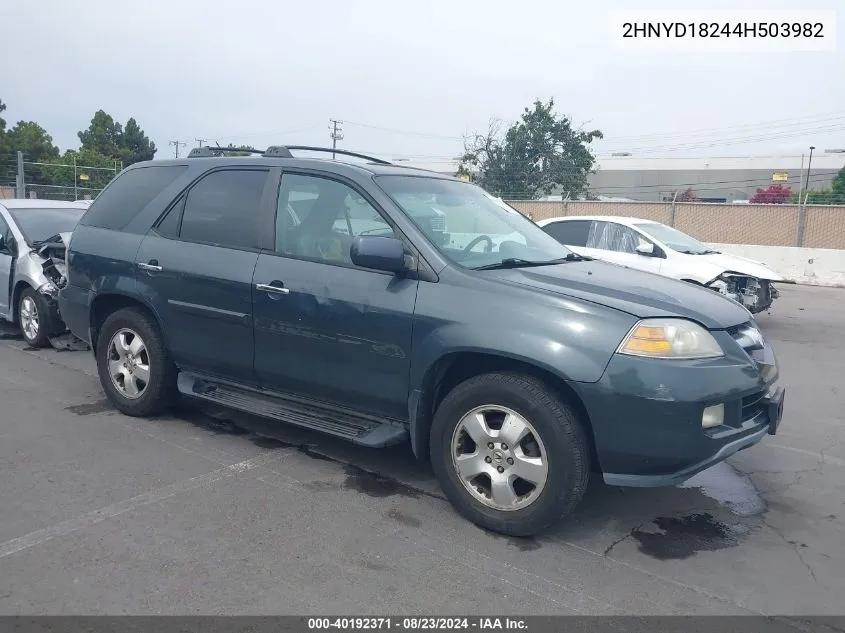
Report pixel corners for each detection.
[135,167,276,381]
[541,219,591,256]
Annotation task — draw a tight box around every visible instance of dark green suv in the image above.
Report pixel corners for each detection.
[59,145,785,536]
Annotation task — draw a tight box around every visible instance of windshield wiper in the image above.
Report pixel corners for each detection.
[679,248,717,255]
[473,255,583,271]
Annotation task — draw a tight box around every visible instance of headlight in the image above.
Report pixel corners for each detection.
[617,318,723,359]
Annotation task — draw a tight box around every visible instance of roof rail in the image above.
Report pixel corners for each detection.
[187,146,266,158]
[263,145,392,165]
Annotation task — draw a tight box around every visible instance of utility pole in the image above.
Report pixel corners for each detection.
[195,138,208,148]
[329,119,344,159]
[803,146,815,204]
[169,140,186,158]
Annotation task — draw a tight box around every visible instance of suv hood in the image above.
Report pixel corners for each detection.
[494,259,751,330]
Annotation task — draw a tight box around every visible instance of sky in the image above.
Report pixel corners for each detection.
[2,0,844,170]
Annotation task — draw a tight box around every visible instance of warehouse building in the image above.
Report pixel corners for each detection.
[585,154,845,203]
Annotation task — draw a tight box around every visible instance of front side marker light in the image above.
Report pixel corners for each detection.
[702,403,724,429]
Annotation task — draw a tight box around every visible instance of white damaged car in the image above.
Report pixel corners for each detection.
[0,200,87,347]
[538,215,784,314]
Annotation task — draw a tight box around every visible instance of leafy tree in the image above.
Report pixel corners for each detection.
[5,121,60,185]
[119,117,156,165]
[78,110,156,167]
[750,183,792,204]
[78,110,122,158]
[831,165,845,203]
[459,99,602,200]
[0,98,6,139]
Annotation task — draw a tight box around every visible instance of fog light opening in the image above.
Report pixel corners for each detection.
[702,403,725,429]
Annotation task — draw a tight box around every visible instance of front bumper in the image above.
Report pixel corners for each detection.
[575,330,783,487]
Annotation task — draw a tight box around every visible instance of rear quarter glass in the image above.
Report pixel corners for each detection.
[80,165,188,231]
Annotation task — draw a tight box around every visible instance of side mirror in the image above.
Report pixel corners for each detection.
[350,236,407,274]
[635,243,655,256]
[0,235,5,253]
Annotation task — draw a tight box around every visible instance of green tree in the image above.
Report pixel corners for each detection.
[459,99,603,200]
[5,121,60,185]
[0,98,7,139]
[119,117,156,165]
[831,165,845,203]
[78,110,156,167]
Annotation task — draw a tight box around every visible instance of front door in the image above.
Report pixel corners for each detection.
[252,171,418,420]
[135,167,275,381]
[0,213,14,317]
[585,220,663,275]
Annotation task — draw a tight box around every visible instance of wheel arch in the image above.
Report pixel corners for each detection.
[410,351,598,468]
[89,292,167,352]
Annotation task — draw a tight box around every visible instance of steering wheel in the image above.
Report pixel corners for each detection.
[463,235,494,253]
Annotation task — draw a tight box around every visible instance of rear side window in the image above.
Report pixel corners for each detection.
[80,165,187,230]
[177,169,268,250]
[542,220,591,247]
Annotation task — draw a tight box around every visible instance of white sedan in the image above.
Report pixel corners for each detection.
[537,215,784,314]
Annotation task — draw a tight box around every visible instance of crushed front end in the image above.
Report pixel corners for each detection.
[707,274,778,314]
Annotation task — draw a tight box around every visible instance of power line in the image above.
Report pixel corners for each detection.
[169,140,186,158]
[329,119,344,159]
[195,138,208,148]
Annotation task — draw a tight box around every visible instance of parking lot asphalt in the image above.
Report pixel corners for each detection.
[0,283,842,616]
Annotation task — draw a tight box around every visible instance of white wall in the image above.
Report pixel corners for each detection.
[709,244,845,287]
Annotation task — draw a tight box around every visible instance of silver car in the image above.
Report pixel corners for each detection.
[0,200,88,347]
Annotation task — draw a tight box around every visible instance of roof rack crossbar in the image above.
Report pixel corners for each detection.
[263,145,392,165]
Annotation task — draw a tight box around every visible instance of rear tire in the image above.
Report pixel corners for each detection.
[430,372,590,537]
[96,308,176,417]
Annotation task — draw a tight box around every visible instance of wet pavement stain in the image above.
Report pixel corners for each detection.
[681,462,767,517]
[387,508,422,528]
[342,464,420,499]
[250,436,290,449]
[301,480,339,492]
[631,513,748,560]
[65,400,115,416]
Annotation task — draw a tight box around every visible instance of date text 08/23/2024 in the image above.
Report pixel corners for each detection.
[306,617,527,630]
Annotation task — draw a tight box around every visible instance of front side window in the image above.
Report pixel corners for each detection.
[176,169,268,250]
[275,173,394,266]
[587,221,649,254]
[0,215,12,253]
[375,176,571,269]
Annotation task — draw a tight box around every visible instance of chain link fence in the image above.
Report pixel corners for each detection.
[0,151,120,201]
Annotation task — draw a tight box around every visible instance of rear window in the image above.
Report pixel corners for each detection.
[80,165,188,230]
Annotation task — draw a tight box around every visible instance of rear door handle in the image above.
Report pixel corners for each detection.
[256,282,290,295]
[138,260,162,272]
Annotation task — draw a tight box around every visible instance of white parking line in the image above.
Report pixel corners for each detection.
[0,455,269,560]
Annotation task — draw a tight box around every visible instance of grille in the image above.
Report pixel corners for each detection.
[741,390,766,421]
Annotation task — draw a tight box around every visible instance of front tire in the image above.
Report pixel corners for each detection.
[18,288,51,348]
[430,372,590,537]
[96,308,176,417]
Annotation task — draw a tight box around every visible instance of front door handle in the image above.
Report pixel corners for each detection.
[138,260,162,272]
[256,282,290,295]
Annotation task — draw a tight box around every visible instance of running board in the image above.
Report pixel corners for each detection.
[177,373,409,448]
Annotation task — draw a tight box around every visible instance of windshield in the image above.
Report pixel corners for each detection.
[9,208,85,244]
[634,222,715,255]
[375,176,572,269]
